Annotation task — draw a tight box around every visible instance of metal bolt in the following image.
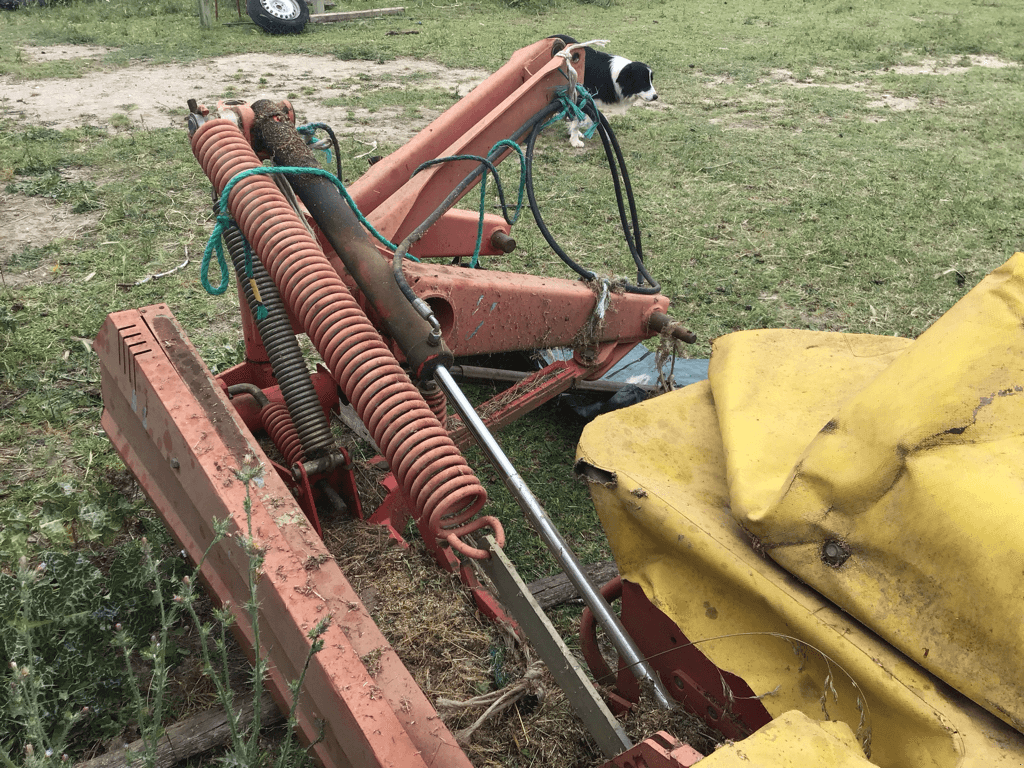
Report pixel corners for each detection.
[821,539,851,568]
[170,458,180,469]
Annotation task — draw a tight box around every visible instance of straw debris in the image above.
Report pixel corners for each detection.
[323,516,721,766]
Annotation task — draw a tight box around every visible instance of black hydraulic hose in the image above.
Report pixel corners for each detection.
[525,115,596,283]
[223,223,335,459]
[588,106,660,292]
[321,123,343,180]
[301,122,343,180]
[524,98,661,295]
[590,108,641,262]
[393,93,665,325]
[391,101,563,323]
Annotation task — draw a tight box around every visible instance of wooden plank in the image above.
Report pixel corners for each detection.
[77,693,281,768]
[527,561,619,610]
[309,6,404,23]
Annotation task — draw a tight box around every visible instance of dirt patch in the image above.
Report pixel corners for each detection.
[3,48,489,143]
[19,44,118,62]
[885,54,1020,76]
[864,94,919,112]
[1,190,100,286]
[700,55,1020,126]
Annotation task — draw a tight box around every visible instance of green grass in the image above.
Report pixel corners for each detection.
[2,0,1023,758]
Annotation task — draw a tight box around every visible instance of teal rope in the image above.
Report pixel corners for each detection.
[490,139,527,226]
[200,165,413,299]
[297,122,333,166]
[543,84,600,140]
[410,139,527,268]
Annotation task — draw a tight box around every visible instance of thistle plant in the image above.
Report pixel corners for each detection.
[162,457,331,768]
[116,521,230,768]
[2,456,330,768]
[0,558,88,768]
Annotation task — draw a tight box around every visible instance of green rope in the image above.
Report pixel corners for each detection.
[200,165,413,300]
[411,139,527,268]
[543,84,601,140]
[490,139,527,226]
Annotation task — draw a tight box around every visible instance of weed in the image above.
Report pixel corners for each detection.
[109,113,132,131]
[1,463,328,768]
[0,537,188,756]
[0,0,1023,759]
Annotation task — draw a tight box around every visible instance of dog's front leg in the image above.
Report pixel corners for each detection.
[568,119,585,148]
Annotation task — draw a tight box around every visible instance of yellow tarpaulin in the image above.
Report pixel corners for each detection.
[577,253,1024,766]
[713,254,1024,732]
[696,710,874,768]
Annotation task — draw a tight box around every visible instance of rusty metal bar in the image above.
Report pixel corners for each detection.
[647,312,697,344]
[432,365,677,711]
[446,361,581,447]
[96,305,473,768]
[449,363,657,394]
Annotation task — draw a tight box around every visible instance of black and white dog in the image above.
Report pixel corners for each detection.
[551,35,658,147]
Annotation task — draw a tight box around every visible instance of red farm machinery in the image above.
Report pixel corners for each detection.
[95,33,1024,768]
[95,37,703,768]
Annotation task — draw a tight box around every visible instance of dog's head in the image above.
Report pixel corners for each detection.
[617,61,658,103]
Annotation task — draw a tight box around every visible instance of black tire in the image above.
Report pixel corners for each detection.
[246,0,308,35]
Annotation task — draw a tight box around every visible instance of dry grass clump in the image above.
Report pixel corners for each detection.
[323,516,610,767]
[323,512,722,766]
[622,695,721,757]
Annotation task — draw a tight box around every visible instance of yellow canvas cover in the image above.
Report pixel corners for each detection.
[712,254,1024,731]
[697,710,874,768]
[577,254,1024,766]
[578,382,1024,768]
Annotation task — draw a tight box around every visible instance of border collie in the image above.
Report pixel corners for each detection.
[551,35,658,148]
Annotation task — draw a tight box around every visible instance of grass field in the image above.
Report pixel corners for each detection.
[1,0,1023,761]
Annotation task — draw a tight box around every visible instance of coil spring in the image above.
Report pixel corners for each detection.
[418,380,448,430]
[261,401,306,467]
[223,223,334,460]
[192,119,502,559]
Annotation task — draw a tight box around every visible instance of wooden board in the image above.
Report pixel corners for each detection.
[309,6,404,23]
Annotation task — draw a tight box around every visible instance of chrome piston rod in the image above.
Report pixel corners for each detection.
[433,365,676,710]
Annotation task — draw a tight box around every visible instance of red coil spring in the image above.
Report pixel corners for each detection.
[261,401,321,537]
[192,119,502,559]
[420,383,448,430]
[261,401,305,467]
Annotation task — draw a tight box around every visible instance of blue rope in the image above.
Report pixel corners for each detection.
[200,165,414,300]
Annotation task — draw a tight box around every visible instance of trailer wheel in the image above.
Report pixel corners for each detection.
[246,0,309,35]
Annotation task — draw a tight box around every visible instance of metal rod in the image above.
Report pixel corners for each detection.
[433,365,676,710]
[450,363,656,395]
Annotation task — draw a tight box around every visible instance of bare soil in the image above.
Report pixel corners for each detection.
[2,47,488,138]
[703,54,1019,129]
[1,45,489,286]
[1,188,100,284]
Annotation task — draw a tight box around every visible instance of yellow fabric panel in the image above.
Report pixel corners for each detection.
[708,331,911,523]
[697,710,873,768]
[578,381,1024,768]
[737,254,1024,731]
